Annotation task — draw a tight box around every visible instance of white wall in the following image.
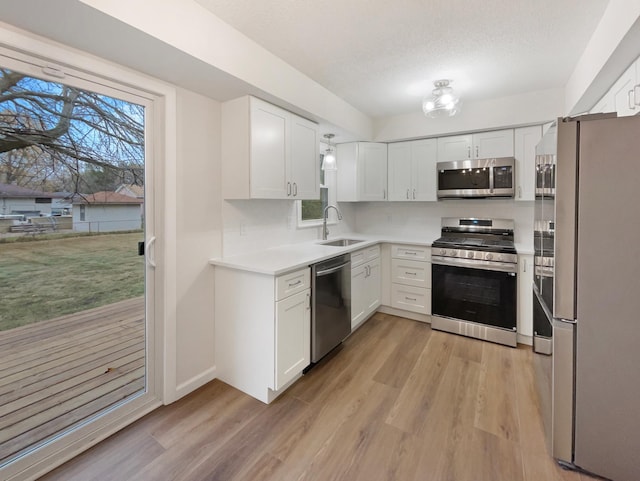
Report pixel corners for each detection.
[374,88,563,142]
[174,88,221,395]
[222,200,357,257]
[353,200,534,253]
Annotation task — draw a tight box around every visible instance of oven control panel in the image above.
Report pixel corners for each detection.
[434,248,518,265]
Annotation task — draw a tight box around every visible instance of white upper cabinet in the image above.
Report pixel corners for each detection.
[437,134,472,162]
[388,139,438,201]
[514,125,542,202]
[337,142,388,201]
[611,60,639,117]
[289,115,320,199]
[249,100,288,198]
[591,57,640,116]
[221,96,319,200]
[437,129,514,162]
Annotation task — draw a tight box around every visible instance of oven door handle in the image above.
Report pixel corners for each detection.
[431,256,518,274]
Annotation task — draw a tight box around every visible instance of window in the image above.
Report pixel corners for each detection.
[298,143,336,226]
[79,204,86,221]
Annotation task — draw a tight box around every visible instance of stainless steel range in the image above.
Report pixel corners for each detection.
[431,217,518,347]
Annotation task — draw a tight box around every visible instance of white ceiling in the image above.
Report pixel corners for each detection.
[195,0,610,118]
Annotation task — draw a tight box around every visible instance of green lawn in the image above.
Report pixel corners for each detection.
[0,232,145,331]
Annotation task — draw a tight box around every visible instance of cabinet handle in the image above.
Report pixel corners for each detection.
[288,280,302,287]
[413,189,416,200]
[406,189,409,199]
[306,293,311,310]
[467,146,471,158]
[523,258,527,273]
[366,265,371,277]
[405,251,417,256]
[475,145,479,158]
[405,296,417,302]
[629,89,635,110]
[383,189,386,200]
[518,186,522,199]
[293,183,298,196]
[635,85,640,106]
[287,182,292,196]
[405,271,417,276]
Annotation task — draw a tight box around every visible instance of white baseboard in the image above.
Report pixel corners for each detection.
[173,366,217,402]
[377,305,431,323]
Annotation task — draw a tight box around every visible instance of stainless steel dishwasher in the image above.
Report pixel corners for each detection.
[311,254,351,362]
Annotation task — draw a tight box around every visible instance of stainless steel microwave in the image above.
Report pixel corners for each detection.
[437,157,515,198]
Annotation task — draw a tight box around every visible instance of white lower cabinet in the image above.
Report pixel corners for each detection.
[351,245,381,330]
[275,289,311,390]
[390,244,431,315]
[214,267,310,403]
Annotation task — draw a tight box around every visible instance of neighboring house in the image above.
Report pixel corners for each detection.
[0,183,52,217]
[72,191,143,233]
[51,192,74,216]
[115,183,144,199]
[115,183,144,220]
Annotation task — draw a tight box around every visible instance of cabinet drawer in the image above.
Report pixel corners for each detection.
[364,244,380,261]
[391,244,429,261]
[276,268,310,300]
[351,244,380,268]
[391,284,431,314]
[391,259,431,288]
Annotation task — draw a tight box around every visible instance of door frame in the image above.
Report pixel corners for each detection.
[0,25,178,480]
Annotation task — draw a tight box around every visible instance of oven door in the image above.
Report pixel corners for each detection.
[431,259,517,330]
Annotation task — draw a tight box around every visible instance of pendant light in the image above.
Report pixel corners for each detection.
[321,133,337,171]
[422,79,461,118]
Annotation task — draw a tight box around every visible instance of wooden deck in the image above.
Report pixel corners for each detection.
[0,297,145,466]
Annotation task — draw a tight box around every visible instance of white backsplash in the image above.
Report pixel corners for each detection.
[222,198,534,257]
[222,199,357,257]
[352,199,534,251]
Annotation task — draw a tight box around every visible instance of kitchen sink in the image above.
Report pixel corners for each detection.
[319,238,365,247]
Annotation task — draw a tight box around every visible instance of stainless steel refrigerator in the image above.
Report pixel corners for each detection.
[532,113,640,481]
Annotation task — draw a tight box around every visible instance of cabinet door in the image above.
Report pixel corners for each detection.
[275,289,310,390]
[473,129,514,159]
[290,115,320,200]
[365,259,381,313]
[351,264,367,329]
[514,126,542,201]
[611,62,638,117]
[359,143,388,201]
[437,134,472,161]
[387,142,412,201]
[411,138,438,201]
[250,99,289,198]
[518,255,533,338]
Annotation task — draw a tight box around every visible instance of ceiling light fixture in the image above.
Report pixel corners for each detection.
[422,79,461,118]
[321,133,337,171]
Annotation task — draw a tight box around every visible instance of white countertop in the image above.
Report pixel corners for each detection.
[210,234,534,275]
[209,234,431,275]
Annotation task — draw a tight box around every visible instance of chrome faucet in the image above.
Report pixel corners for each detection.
[322,205,343,240]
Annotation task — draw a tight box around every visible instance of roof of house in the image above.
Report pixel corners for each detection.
[0,183,53,198]
[115,184,144,198]
[72,191,143,205]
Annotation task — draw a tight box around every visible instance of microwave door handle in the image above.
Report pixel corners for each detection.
[489,165,494,193]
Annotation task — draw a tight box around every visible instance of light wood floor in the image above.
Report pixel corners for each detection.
[41,313,597,481]
[0,297,145,466]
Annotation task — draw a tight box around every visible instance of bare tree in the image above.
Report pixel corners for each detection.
[0,68,144,193]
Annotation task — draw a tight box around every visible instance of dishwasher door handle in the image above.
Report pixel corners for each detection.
[315,262,350,277]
